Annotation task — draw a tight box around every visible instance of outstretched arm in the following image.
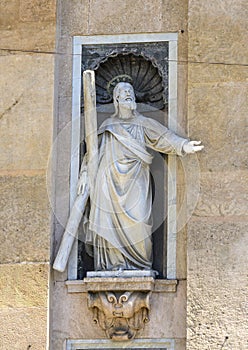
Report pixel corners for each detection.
[142,117,204,156]
[183,140,204,154]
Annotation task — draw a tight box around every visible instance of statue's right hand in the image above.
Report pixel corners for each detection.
[77,171,88,195]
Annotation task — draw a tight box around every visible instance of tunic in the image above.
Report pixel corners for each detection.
[85,113,187,271]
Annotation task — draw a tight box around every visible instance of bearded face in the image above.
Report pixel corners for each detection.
[114,83,137,118]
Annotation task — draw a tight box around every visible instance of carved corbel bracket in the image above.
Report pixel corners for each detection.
[84,273,156,341]
[88,290,151,341]
[65,274,178,341]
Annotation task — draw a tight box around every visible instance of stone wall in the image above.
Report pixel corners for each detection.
[1,0,247,349]
[0,1,56,349]
[187,0,248,349]
[52,1,248,348]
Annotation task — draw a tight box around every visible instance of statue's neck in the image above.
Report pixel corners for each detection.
[118,106,134,120]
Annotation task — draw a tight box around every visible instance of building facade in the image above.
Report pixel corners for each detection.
[0,1,247,349]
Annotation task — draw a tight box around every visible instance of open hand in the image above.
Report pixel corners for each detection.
[183,140,204,154]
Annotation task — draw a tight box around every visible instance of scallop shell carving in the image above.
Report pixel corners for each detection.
[95,54,166,109]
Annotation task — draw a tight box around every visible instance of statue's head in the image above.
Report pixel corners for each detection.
[113,82,137,117]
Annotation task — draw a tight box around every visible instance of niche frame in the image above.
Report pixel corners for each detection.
[68,33,178,280]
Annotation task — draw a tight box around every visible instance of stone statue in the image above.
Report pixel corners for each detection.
[53,74,204,342]
[79,82,203,271]
[53,77,203,273]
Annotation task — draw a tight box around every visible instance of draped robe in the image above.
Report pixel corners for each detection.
[85,113,187,271]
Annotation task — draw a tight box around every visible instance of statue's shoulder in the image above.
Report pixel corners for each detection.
[134,113,159,127]
[98,117,116,134]
[132,113,150,125]
[134,113,168,135]
[134,112,145,121]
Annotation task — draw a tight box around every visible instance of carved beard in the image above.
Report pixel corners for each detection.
[118,100,137,116]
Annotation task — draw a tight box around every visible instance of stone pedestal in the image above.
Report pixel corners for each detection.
[64,277,180,348]
[66,273,176,342]
[86,270,158,278]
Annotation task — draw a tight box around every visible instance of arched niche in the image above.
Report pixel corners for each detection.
[78,52,168,279]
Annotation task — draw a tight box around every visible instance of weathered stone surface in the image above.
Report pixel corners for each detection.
[88,0,163,34]
[144,280,186,338]
[187,3,248,347]
[0,22,55,52]
[0,55,54,170]
[19,0,56,22]
[177,62,188,125]
[59,0,188,36]
[56,96,73,135]
[56,36,73,99]
[54,174,70,227]
[176,228,187,280]
[0,263,49,308]
[161,0,188,33]
[0,2,55,350]
[189,63,248,84]
[187,219,248,256]
[0,0,20,28]
[194,170,248,217]
[188,0,248,65]
[176,160,188,281]
[52,220,70,283]
[187,73,247,346]
[52,108,72,181]
[59,0,88,36]
[188,82,247,172]
[187,220,248,349]
[51,281,101,346]
[0,175,50,263]
[0,0,55,50]
[0,307,47,350]
[175,339,186,350]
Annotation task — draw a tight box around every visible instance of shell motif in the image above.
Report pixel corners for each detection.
[95,54,166,110]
